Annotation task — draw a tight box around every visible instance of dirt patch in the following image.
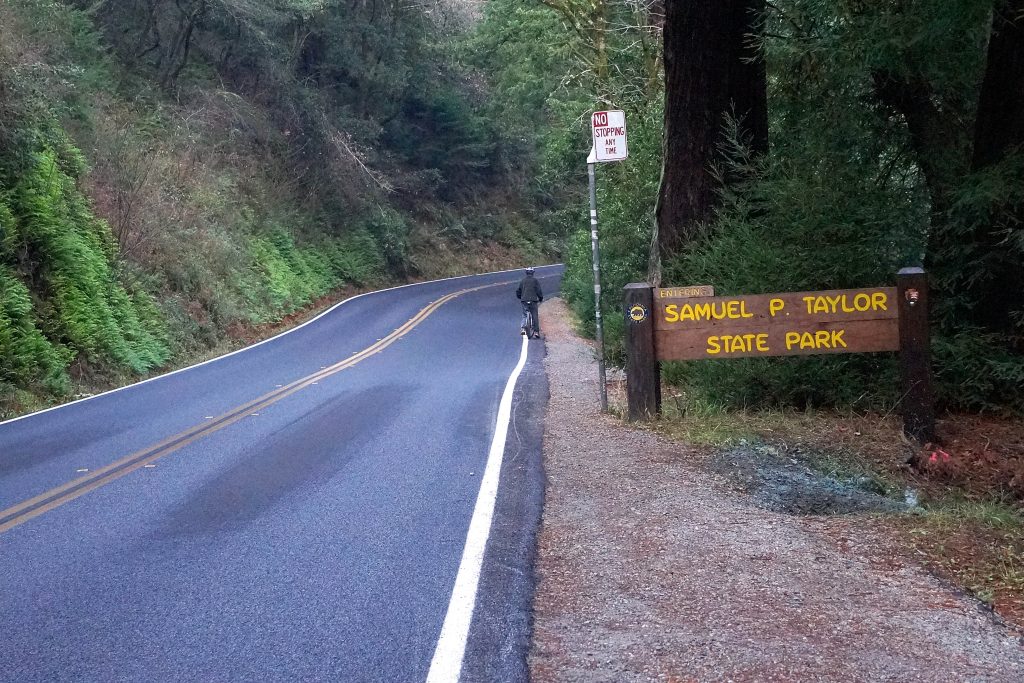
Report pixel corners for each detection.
[709,444,908,516]
[924,415,1024,499]
[531,298,1024,682]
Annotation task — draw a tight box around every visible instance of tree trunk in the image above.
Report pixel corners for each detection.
[654,0,767,267]
[160,0,207,89]
[871,67,974,342]
[965,0,1024,333]
[973,1,1024,169]
[872,71,966,224]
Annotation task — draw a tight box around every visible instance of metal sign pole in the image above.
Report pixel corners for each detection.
[588,152,608,411]
[588,111,625,413]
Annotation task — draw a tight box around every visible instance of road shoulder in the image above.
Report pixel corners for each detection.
[530,298,1024,682]
[461,335,548,683]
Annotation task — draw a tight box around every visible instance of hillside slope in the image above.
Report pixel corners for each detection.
[0,0,558,417]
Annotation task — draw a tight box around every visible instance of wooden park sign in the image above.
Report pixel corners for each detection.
[655,287,898,360]
[624,268,934,441]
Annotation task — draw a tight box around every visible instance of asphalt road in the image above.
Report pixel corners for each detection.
[0,265,562,683]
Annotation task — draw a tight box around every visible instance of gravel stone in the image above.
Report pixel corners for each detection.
[530,299,1024,682]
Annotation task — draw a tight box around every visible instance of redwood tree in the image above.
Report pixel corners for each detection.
[965,0,1024,332]
[653,0,768,271]
[973,0,1024,169]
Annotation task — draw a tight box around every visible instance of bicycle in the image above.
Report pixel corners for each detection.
[521,301,539,339]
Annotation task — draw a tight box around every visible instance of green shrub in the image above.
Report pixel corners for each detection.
[933,329,1024,414]
[247,222,387,320]
[0,267,72,393]
[249,235,303,316]
[5,147,170,375]
[662,355,899,412]
[328,228,386,286]
[0,0,561,412]
[363,208,410,270]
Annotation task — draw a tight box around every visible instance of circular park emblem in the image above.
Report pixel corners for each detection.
[628,303,649,324]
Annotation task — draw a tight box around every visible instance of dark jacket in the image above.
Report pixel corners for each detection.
[516,275,543,303]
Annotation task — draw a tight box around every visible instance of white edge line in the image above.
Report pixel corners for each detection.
[426,334,530,683]
[0,264,562,428]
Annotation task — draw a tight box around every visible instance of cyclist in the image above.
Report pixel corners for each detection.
[516,267,543,338]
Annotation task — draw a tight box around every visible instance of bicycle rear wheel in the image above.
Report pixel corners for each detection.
[523,310,535,338]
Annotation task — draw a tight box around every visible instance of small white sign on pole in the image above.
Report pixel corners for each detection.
[590,110,628,163]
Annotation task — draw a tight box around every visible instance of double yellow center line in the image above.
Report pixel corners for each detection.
[0,284,495,534]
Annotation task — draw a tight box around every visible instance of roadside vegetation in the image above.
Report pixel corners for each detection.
[0,0,560,417]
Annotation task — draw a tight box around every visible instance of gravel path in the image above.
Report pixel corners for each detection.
[530,299,1024,682]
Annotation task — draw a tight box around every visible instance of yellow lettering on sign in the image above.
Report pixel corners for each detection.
[681,302,726,321]
[769,298,785,316]
[727,300,753,319]
[803,293,890,315]
[785,329,849,351]
[705,333,770,355]
[669,299,755,323]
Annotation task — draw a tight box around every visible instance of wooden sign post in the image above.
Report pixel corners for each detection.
[896,267,935,442]
[624,270,935,441]
[624,283,660,421]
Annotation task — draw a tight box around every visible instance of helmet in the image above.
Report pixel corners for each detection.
[525,267,535,275]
